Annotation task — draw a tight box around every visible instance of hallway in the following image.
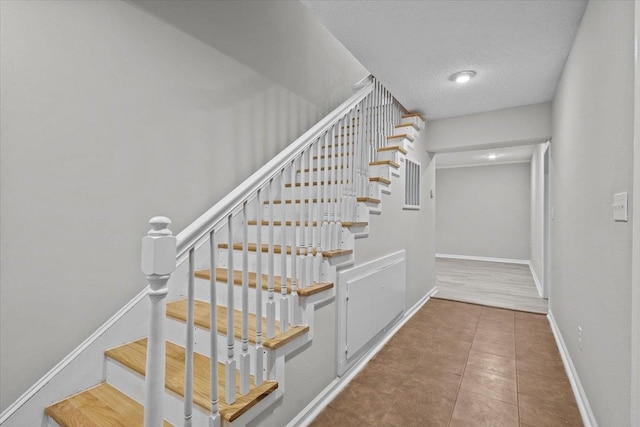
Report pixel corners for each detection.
[311,298,582,426]
[435,258,548,314]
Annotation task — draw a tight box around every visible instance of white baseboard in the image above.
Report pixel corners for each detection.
[287,286,438,427]
[528,262,544,297]
[547,310,598,427]
[436,253,530,265]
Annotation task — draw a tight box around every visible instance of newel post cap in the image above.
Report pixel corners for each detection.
[141,216,177,276]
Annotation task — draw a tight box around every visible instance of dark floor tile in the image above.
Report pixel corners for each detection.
[466,350,516,379]
[519,392,584,426]
[310,406,373,426]
[351,362,408,397]
[381,385,455,427]
[415,350,468,376]
[327,381,388,425]
[409,369,462,400]
[516,351,566,379]
[471,337,516,359]
[433,324,477,343]
[518,369,576,405]
[459,367,518,404]
[449,390,519,427]
[475,325,515,345]
[370,343,420,373]
[477,317,515,333]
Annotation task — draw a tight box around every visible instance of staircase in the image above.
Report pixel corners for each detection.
[42,76,425,426]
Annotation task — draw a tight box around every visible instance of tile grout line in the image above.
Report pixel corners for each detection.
[447,309,481,427]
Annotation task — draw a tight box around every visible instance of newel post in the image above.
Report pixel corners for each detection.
[141,216,176,427]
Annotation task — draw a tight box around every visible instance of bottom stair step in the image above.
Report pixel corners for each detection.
[45,383,172,427]
[106,338,279,422]
[166,300,310,350]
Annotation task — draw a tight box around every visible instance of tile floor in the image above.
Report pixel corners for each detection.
[310,298,583,426]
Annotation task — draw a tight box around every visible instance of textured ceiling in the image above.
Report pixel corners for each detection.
[301,0,587,119]
[436,144,538,169]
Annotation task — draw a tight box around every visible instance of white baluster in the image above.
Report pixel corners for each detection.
[290,159,300,326]
[240,202,250,395]
[184,248,195,426]
[305,148,314,287]
[334,118,343,249]
[254,189,264,385]
[298,151,306,289]
[321,131,330,251]
[279,169,289,333]
[141,216,176,427]
[208,231,221,427]
[314,139,323,283]
[225,214,236,405]
[266,179,276,339]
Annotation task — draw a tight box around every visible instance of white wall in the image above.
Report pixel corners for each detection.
[550,1,635,425]
[436,163,531,261]
[530,143,548,294]
[0,0,367,411]
[424,102,552,153]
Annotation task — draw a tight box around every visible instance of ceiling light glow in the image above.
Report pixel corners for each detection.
[487,154,498,160]
[450,70,476,84]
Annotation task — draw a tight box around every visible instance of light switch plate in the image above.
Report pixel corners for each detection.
[613,192,628,222]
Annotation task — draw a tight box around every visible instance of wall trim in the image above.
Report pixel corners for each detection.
[287,286,438,427]
[547,310,598,427]
[436,159,531,170]
[435,253,530,265]
[528,262,544,297]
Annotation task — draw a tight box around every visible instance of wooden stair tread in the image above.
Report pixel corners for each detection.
[378,145,408,154]
[369,160,400,168]
[193,268,333,297]
[357,197,381,204]
[45,383,172,427]
[166,300,309,350]
[105,339,278,422]
[218,242,352,258]
[370,176,391,185]
[395,122,420,130]
[402,112,426,120]
[387,134,413,142]
[247,220,367,229]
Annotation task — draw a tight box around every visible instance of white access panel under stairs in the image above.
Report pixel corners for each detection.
[337,250,406,375]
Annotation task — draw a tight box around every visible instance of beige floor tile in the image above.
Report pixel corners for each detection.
[459,367,518,404]
[518,392,584,426]
[466,350,516,379]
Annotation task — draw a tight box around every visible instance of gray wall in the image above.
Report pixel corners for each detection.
[436,163,531,260]
[530,143,548,291]
[0,0,367,410]
[550,1,635,425]
[424,102,552,153]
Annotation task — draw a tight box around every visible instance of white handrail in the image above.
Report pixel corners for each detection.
[175,78,374,259]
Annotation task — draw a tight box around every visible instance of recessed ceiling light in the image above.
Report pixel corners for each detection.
[449,70,476,84]
[487,154,498,160]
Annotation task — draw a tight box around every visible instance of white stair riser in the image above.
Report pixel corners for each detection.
[393,126,418,140]
[401,115,425,130]
[369,164,394,181]
[281,185,355,201]
[106,358,210,426]
[377,150,402,164]
[165,314,266,377]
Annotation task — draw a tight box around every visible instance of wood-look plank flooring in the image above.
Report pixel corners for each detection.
[166,299,309,350]
[106,339,278,422]
[46,383,172,427]
[435,258,548,314]
[311,299,582,426]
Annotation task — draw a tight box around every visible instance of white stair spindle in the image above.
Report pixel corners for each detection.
[225,214,236,405]
[330,124,337,250]
[305,148,313,287]
[141,217,176,427]
[298,151,306,289]
[240,202,250,395]
[290,160,300,326]
[334,118,343,249]
[184,248,195,426]
[314,140,323,283]
[279,168,289,333]
[208,231,221,427]
[254,189,264,386]
[266,179,276,339]
[300,150,308,289]
[321,131,330,250]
